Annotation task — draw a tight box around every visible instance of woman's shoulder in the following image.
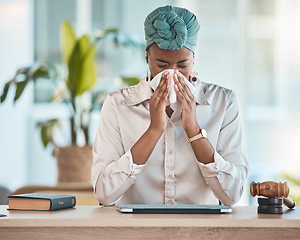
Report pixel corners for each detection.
[198,81,239,105]
[201,81,233,96]
[108,84,137,99]
[105,78,150,105]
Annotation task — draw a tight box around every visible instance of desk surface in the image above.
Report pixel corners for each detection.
[1,205,300,240]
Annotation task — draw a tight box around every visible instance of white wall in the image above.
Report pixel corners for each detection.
[0,0,34,191]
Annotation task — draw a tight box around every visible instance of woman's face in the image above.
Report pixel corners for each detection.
[147,43,194,80]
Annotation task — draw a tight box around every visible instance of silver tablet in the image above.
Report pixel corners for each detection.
[117,204,232,214]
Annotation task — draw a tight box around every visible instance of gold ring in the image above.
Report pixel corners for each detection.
[156,96,161,100]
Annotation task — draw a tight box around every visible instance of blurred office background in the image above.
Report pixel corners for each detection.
[1,0,300,205]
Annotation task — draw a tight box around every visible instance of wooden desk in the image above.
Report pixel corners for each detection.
[0,205,299,240]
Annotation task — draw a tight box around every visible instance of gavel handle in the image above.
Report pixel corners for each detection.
[283,197,296,209]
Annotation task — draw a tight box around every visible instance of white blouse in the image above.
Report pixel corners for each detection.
[92,78,249,206]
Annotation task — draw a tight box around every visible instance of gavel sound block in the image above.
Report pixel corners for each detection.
[251,181,296,214]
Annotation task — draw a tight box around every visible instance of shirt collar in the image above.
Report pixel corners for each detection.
[192,77,210,106]
[123,77,210,106]
[122,78,152,106]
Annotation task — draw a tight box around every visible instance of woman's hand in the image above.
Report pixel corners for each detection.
[173,70,200,137]
[148,71,171,134]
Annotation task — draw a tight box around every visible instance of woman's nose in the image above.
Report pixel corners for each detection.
[169,65,178,70]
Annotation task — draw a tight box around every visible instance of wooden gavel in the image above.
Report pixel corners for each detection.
[251,181,296,209]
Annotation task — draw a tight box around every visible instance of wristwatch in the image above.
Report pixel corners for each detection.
[187,128,207,143]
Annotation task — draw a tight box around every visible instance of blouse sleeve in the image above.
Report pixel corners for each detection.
[91,95,144,206]
[198,91,249,206]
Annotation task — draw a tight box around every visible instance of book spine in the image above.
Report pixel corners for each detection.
[50,197,76,211]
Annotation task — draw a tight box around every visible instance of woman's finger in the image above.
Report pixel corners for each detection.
[178,73,192,94]
[156,72,169,96]
[151,71,170,103]
[173,72,189,102]
[158,81,170,104]
[157,73,170,104]
[174,71,195,102]
[174,83,187,105]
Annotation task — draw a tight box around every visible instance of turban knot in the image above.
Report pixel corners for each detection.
[144,5,200,52]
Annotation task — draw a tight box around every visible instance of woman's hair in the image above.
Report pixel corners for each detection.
[144,5,200,53]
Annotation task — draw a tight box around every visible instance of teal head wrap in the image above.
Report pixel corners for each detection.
[144,5,200,53]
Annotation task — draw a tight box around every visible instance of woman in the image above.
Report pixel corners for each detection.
[92,5,249,206]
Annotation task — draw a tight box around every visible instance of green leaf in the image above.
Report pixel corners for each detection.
[77,45,97,95]
[67,40,82,96]
[104,28,118,34]
[78,35,90,54]
[32,65,50,80]
[1,64,53,104]
[16,67,30,75]
[68,35,92,95]
[0,80,13,103]
[67,35,96,96]
[121,76,140,86]
[60,21,76,64]
[40,126,51,148]
[37,119,60,148]
[95,28,118,40]
[14,79,29,102]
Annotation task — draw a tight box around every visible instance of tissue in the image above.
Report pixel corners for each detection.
[149,69,195,105]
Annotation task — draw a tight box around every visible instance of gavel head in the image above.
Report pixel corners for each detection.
[250,181,289,198]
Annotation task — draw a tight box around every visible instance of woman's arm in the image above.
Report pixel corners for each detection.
[131,71,170,165]
[198,92,248,206]
[92,73,171,206]
[174,71,248,206]
[173,70,215,165]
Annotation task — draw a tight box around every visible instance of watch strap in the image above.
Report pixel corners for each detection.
[187,131,205,143]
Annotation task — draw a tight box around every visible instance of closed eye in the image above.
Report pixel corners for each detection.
[158,65,168,68]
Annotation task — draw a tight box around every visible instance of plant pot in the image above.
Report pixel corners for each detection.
[55,145,93,183]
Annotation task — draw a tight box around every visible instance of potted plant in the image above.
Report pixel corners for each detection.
[1,21,142,183]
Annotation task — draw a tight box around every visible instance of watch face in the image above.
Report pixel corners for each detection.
[201,129,207,138]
